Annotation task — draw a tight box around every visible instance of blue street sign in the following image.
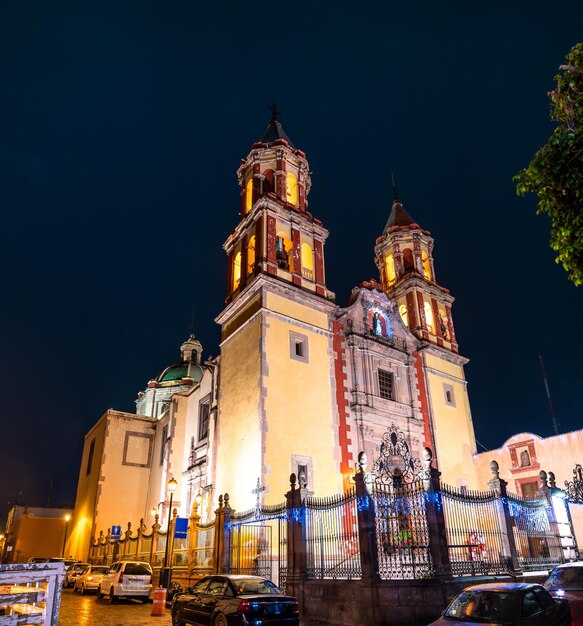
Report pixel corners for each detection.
[174,517,188,539]
[111,525,121,540]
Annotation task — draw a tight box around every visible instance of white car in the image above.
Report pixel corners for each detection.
[65,562,90,588]
[97,561,153,603]
[74,565,109,594]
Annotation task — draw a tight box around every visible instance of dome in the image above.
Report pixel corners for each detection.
[157,361,204,386]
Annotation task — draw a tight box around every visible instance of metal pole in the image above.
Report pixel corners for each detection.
[62,520,69,558]
[163,491,174,569]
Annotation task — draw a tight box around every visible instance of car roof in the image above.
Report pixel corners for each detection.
[553,562,583,569]
[464,582,542,592]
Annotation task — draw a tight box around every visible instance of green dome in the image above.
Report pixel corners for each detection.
[157,361,204,385]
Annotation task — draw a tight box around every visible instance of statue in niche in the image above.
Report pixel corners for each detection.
[275,236,289,270]
[372,311,383,337]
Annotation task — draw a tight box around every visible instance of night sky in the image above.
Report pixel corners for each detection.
[1,1,582,526]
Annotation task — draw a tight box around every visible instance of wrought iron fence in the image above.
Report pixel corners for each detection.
[441,484,509,576]
[373,480,432,579]
[189,520,215,576]
[507,493,564,572]
[304,488,361,580]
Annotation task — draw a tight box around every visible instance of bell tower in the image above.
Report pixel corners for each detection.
[224,106,333,304]
[215,110,341,507]
[374,187,478,487]
[375,189,458,352]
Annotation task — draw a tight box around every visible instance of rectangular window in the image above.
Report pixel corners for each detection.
[443,383,456,407]
[198,401,210,440]
[160,425,168,466]
[378,369,395,400]
[521,481,539,500]
[289,331,309,363]
[86,439,95,476]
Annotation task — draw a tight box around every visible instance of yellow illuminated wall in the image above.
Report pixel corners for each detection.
[423,352,478,488]
[286,172,298,206]
[216,288,341,511]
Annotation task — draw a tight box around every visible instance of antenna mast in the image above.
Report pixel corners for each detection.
[539,354,559,435]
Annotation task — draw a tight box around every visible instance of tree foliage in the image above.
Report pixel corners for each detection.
[515,43,583,286]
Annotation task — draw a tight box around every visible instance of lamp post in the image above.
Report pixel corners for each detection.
[61,514,71,558]
[161,477,177,590]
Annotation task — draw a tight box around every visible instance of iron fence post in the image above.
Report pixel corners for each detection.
[150,515,161,567]
[353,452,380,583]
[188,500,201,572]
[487,460,521,575]
[421,448,452,578]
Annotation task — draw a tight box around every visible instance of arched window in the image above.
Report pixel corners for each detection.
[403,248,415,273]
[399,304,408,328]
[245,179,253,213]
[385,254,396,286]
[233,251,242,290]
[275,233,293,272]
[423,301,435,334]
[422,251,431,280]
[301,242,313,279]
[439,310,449,339]
[247,236,256,275]
[286,172,298,206]
[263,169,274,194]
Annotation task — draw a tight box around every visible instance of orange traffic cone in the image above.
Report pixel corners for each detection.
[151,587,167,616]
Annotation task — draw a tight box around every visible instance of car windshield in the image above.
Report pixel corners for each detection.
[92,566,109,574]
[444,590,519,624]
[545,567,583,591]
[234,578,281,595]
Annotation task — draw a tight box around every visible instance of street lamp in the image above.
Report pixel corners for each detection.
[61,514,71,558]
[161,477,177,589]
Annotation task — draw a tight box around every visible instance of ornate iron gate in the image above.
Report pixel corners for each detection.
[227,504,288,591]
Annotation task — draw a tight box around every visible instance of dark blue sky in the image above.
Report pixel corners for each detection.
[1,1,582,525]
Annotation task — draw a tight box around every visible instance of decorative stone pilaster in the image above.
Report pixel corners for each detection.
[353,452,380,583]
[487,460,521,575]
[213,494,232,574]
[150,515,161,566]
[188,500,201,571]
[122,522,133,556]
[421,448,452,578]
[285,473,306,600]
[135,518,146,559]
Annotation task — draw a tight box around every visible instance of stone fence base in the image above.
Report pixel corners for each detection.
[301,574,547,626]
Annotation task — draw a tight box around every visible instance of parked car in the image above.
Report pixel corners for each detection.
[47,557,78,571]
[171,574,299,626]
[97,561,153,603]
[74,565,109,595]
[545,562,583,625]
[429,582,571,625]
[64,562,90,588]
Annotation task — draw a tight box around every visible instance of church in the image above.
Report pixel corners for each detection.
[67,113,478,559]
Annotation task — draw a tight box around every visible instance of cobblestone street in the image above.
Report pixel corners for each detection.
[58,588,171,625]
[57,588,343,625]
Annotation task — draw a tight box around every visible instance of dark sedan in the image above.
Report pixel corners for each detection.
[171,575,299,626]
[429,582,571,625]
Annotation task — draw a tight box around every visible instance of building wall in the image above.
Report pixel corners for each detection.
[215,311,263,510]
[12,516,70,563]
[473,430,583,546]
[68,414,108,560]
[262,291,341,501]
[423,350,478,488]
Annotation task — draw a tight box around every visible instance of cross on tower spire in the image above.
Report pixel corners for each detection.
[268,102,281,121]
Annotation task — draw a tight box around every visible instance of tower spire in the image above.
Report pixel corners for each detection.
[391,170,400,203]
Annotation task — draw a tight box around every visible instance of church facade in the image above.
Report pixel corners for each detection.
[68,115,478,559]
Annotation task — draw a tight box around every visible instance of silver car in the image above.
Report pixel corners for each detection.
[74,565,109,594]
[97,561,153,603]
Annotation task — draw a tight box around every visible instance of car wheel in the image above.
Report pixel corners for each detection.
[108,587,117,604]
[171,605,184,626]
[213,613,228,626]
[96,586,103,599]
